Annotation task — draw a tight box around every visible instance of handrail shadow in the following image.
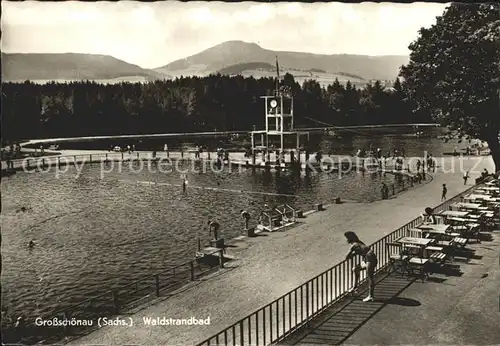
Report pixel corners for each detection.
[293,273,418,345]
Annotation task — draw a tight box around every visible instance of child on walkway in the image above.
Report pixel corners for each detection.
[463,171,469,185]
[345,231,378,302]
[441,184,447,201]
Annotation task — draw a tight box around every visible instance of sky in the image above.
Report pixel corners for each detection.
[2,1,449,69]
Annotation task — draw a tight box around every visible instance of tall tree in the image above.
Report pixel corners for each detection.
[400,3,500,171]
[326,78,346,124]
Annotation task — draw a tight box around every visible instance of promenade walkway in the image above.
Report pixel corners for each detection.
[281,232,500,345]
[66,156,495,345]
[1,148,376,168]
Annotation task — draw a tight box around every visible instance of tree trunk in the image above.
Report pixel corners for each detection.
[486,136,500,175]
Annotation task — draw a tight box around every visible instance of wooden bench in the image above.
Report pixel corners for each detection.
[430,252,447,263]
[408,228,424,236]
[406,258,430,282]
[402,243,421,249]
[451,237,467,248]
[386,242,408,276]
[425,246,444,252]
[452,225,468,232]
[426,246,447,265]
[437,240,452,247]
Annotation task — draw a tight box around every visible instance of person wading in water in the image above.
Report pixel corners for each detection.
[344,231,378,302]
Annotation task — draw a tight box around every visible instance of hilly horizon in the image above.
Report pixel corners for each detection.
[2,41,408,84]
[154,40,409,81]
[1,53,167,83]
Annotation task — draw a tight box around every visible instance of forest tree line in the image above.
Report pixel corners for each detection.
[1,73,431,142]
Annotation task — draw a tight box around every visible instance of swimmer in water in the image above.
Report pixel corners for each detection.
[181,175,188,194]
[28,240,35,248]
[14,316,24,328]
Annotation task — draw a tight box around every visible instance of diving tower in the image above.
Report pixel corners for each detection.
[250,90,310,166]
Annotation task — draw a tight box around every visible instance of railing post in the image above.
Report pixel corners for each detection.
[112,290,119,314]
[42,158,45,167]
[58,157,61,167]
[190,261,195,281]
[26,159,30,169]
[392,185,395,195]
[105,153,108,161]
[306,283,310,321]
[90,154,92,163]
[137,152,139,160]
[240,320,244,345]
[155,274,160,297]
[121,152,124,161]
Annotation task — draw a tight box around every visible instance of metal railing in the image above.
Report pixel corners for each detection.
[2,151,179,171]
[4,250,225,345]
[195,180,489,346]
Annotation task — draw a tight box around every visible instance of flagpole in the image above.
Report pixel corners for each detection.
[275,55,280,96]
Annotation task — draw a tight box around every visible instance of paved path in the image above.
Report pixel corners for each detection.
[282,231,500,345]
[68,156,495,345]
[342,231,500,345]
[1,148,449,172]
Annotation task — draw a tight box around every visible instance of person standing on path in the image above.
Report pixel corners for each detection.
[345,231,377,302]
[208,220,225,253]
[240,210,251,229]
[208,220,220,240]
[381,182,389,199]
[441,184,447,201]
[463,171,469,185]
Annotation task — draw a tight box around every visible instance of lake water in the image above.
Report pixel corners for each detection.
[0,132,467,334]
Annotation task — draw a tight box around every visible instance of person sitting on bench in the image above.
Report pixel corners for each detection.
[421,207,437,224]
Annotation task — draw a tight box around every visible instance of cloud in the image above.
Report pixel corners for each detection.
[1,1,448,68]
